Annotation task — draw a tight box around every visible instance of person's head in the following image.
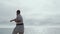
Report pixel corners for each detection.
[16,10,20,15]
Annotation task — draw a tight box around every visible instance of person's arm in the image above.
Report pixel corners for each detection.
[10,19,16,22]
[10,15,21,22]
[10,18,21,22]
[15,15,21,22]
[15,18,21,22]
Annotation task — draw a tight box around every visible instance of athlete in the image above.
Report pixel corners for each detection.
[10,10,24,34]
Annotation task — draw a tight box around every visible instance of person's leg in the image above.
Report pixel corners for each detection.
[12,31,17,34]
[18,25,24,34]
[12,28,18,34]
[19,32,24,34]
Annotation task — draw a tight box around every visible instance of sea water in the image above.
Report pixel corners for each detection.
[0,26,60,34]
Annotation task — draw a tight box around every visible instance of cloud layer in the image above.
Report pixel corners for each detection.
[0,0,60,26]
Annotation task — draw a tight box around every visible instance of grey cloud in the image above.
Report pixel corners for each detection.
[0,0,60,26]
[24,14,60,26]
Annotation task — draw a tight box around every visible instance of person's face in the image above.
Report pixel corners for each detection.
[16,12,20,15]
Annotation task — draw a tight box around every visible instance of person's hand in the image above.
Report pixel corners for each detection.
[10,20,13,22]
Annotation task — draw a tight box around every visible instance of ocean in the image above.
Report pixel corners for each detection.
[0,26,60,34]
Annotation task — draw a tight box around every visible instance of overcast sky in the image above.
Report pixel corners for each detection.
[0,0,60,26]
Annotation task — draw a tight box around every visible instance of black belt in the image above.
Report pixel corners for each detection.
[16,23,23,25]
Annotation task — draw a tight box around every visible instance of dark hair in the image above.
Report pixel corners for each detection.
[17,10,20,14]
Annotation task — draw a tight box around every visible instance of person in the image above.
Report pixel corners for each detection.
[10,10,24,34]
